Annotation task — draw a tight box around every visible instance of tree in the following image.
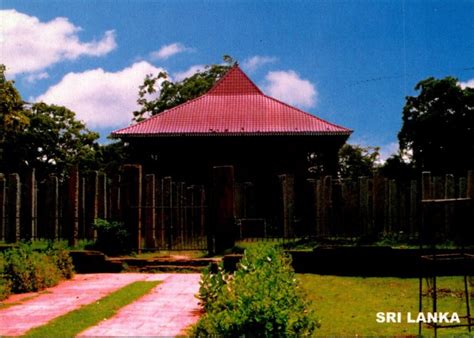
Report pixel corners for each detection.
[379,152,415,180]
[0,65,100,177]
[5,103,100,177]
[398,77,474,174]
[338,144,380,179]
[133,56,235,122]
[0,65,30,164]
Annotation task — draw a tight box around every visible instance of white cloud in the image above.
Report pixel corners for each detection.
[36,61,165,129]
[242,55,277,72]
[263,70,317,108]
[173,64,206,82]
[25,72,49,83]
[0,9,116,75]
[377,142,399,164]
[459,79,474,89]
[150,42,192,60]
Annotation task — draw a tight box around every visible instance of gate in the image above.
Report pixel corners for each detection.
[140,175,208,251]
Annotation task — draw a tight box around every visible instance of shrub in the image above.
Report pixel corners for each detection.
[3,244,61,293]
[193,244,319,336]
[198,263,231,312]
[1,244,74,296]
[46,244,75,279]
[92,219,131,255]
[0,253,12,301]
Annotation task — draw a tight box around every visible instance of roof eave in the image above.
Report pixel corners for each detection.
[111,130,353,138]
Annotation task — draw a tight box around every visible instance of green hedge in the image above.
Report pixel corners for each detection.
[91,219,131,255]
[193,244,319,336]
[0,244,74,301]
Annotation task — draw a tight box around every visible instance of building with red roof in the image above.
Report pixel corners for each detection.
[112,65,352,183]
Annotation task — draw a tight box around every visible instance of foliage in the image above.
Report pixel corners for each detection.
[0,65,29,138]
[399,77,474,174]
[0,252,12,301]
[2,244,61,293]
[92,219,131,256]
[133,56,235,122]
[24,280,160,337]
[6,102,100,177]
[46,245,75,279]
[379,152,416,179]
[338,143,380,179]
[197,264,232,312]
[95,140,133,175]
[193,244,319,336]
[0,64,100,177]
[0,244,74,296]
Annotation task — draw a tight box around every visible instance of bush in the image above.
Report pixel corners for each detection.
[1,244,74,296]
[193,244,319,336]
[0,253,12,301]
[46,245,75,279]
[92,219,130,255]
[3,244,61,293]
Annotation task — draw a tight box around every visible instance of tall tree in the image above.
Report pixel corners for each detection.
[0,65,29,165]
[0,65,100,177]
[337,144,380,179]
[398,77,474,174]
[133,56,235,122]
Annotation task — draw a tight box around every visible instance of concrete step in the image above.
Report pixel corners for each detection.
[108,257,220,268]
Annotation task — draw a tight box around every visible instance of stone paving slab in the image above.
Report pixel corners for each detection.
[0,273,172,336]
[78,274,202,337]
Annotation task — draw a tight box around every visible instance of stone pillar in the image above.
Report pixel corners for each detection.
[211,166,235,254]
[22,169,37,240]
[121,165,142,253]
[85,171,98,240]
[279,174,295,238]
[45,175,59,240]
[6,173,21,243]
[66,166,79,247]
[144,174,156,249]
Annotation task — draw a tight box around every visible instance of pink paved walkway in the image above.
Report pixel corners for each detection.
[0,273,172,336]
[78,273,202,337]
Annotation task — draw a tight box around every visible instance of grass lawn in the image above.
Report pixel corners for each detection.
[298,274,474,336]
[24,280,160,337]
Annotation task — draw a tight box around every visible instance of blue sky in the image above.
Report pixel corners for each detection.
[2,0,473,160]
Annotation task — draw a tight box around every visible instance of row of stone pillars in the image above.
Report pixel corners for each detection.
[119,164,236,254]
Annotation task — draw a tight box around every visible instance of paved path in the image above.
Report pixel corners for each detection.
[78,274,202,336]
[0,273,202,336]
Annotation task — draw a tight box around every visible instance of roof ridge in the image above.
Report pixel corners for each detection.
[207,65,263,96]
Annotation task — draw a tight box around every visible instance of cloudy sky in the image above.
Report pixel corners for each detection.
[1,1,473,160]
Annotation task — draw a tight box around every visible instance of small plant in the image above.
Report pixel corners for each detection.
[193,243,319,336]
[197,263,231,311]
[92,219,131,255]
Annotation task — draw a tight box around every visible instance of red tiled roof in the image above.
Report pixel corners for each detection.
[112,65,352,137]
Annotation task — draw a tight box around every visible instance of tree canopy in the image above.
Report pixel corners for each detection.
[398,77,474,174]
[337,144,380,179]
[0,65,100,177]
[0,65,29,149]
[133,56,235,122]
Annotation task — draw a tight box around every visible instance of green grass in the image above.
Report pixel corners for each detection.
[0,239,93,251]
[298,274,474,337]
[24,280,160,337]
